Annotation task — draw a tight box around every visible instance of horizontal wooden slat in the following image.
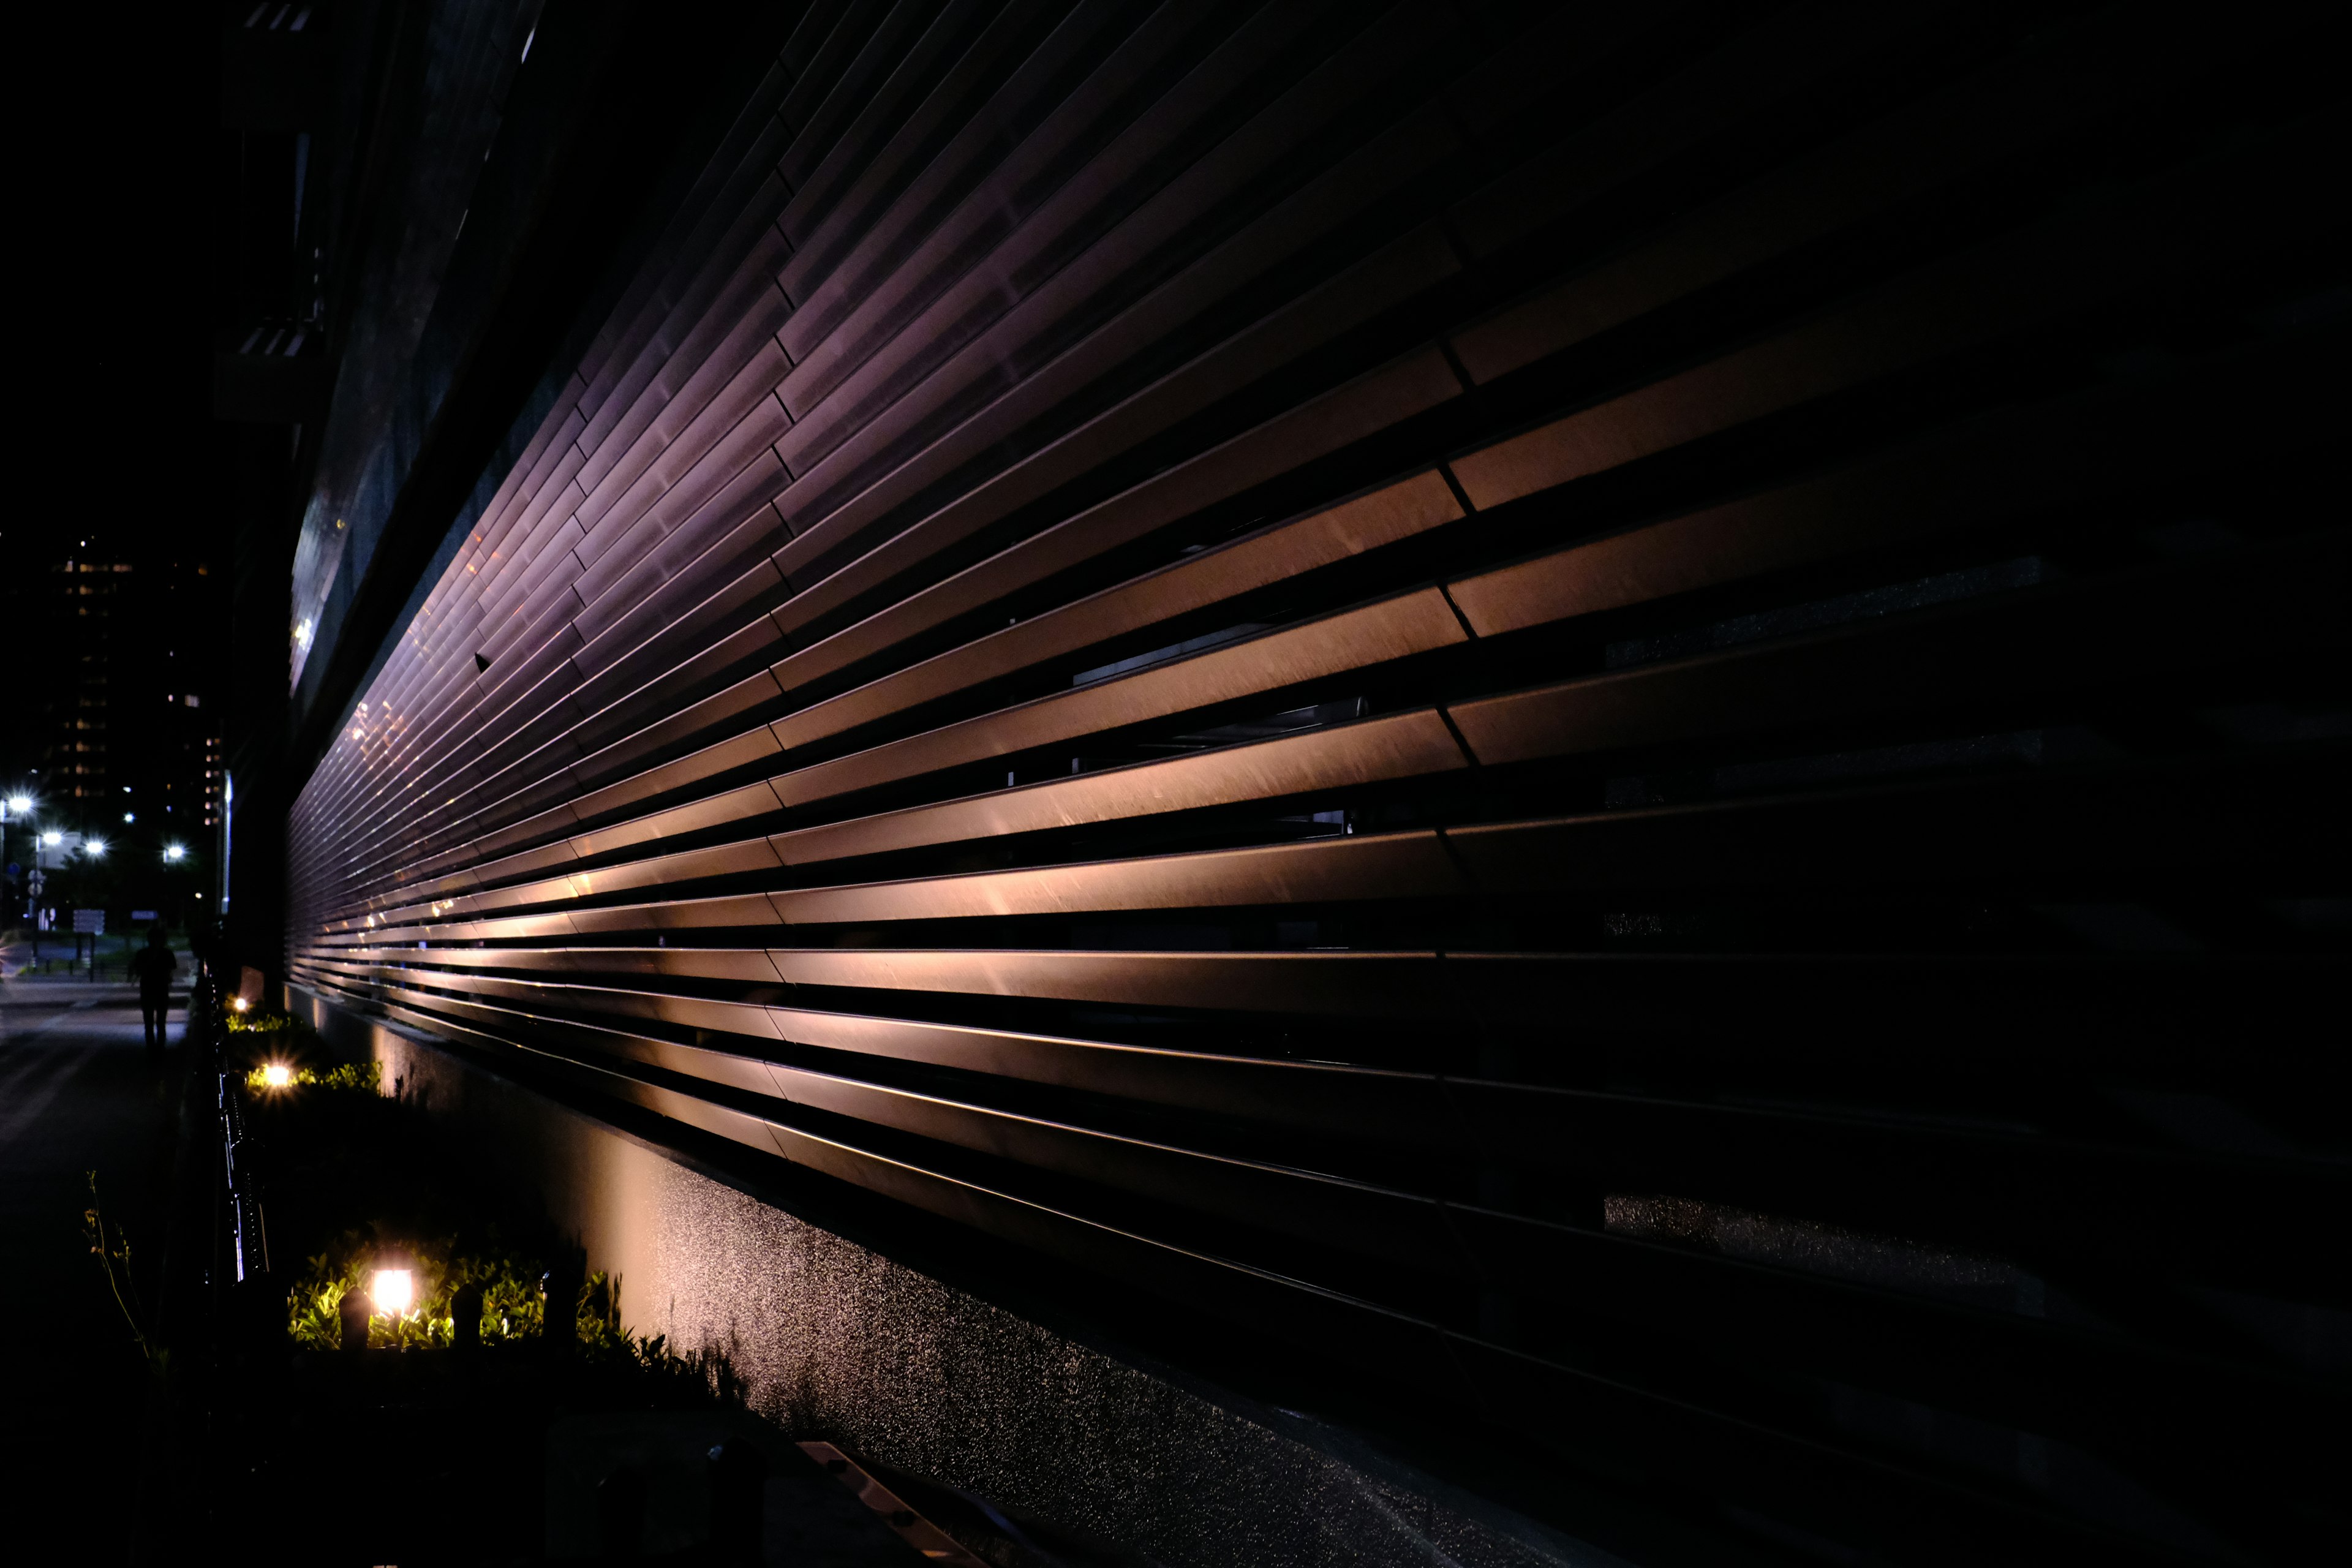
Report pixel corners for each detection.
[284,7,2352,1558]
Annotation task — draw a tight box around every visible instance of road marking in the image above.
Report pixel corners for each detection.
[0,1046,100,1146]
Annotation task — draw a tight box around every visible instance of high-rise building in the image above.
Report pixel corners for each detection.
[60,555,129,813]
[15,538,225,858]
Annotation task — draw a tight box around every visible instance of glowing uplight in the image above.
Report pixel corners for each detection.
[231,997,251,1014]
[260,1063,293,1089]
[372,1269,415,1315]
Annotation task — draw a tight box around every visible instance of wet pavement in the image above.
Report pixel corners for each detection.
[0,981,188,1561]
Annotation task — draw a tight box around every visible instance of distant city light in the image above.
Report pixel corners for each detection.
[123,812,135,824]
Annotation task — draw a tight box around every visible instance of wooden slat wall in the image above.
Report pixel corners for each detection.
[285,4,2351,1561]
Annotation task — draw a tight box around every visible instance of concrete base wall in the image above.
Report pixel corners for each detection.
[287,986,1600,1568]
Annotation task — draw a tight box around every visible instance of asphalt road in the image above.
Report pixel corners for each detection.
[0,981,188,1561]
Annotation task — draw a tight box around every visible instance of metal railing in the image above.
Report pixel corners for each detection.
[192,965,269,1287]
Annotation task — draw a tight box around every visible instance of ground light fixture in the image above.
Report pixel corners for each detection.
[232,997,250,1013]
[260,1063,293,1090]
[164,843,186,862]
[372,1269,415,1316]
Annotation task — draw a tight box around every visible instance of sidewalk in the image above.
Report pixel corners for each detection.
[0,979,189,1562]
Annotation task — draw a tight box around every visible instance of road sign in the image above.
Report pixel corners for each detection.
[73,908,105,935]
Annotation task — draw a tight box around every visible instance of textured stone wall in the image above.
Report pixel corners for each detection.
[303,985,1597,1568]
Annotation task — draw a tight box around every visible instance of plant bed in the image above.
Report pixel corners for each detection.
[229,1014,591,1349]
[205,1009,965,1566]
[215,1013,715,1562]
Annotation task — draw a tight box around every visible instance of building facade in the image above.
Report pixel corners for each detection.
[255,6,2348,1563]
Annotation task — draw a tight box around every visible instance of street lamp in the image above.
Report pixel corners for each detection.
[1,795,26,930]
[86,837,108,858]
[164,844,186,863]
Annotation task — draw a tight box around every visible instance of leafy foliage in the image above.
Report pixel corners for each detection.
[287,1226,548,1351]
[284,1228,707,1390]
[244,1060,382,1096]
[572,1272,733,1399]
[81,1171,167,1378]
[253,1026,732,1401]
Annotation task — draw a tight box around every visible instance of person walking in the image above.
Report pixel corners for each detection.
[130,924,178,1051]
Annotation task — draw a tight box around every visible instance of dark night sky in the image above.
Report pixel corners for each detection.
[17,7,221,566]
[6,6,225,783]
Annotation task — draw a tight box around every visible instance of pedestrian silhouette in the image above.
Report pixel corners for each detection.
[130,924,178,1050]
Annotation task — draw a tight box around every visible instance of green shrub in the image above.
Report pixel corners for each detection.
[285,1229,699,1381]
[244,1060,383,1096]
[258,1032,726,1399]
[287,1227,546,1351]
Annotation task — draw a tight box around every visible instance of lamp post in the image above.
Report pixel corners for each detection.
[81,838,108,978]
[36,829,64,959]
[2,794,28,931]
[162,842,189,935]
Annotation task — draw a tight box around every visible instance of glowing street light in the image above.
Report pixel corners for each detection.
[163,843,186,863]
[42,831,62,847]
[372,1269,415,1315]
[5,794,29,814]
[85,837,108,858]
